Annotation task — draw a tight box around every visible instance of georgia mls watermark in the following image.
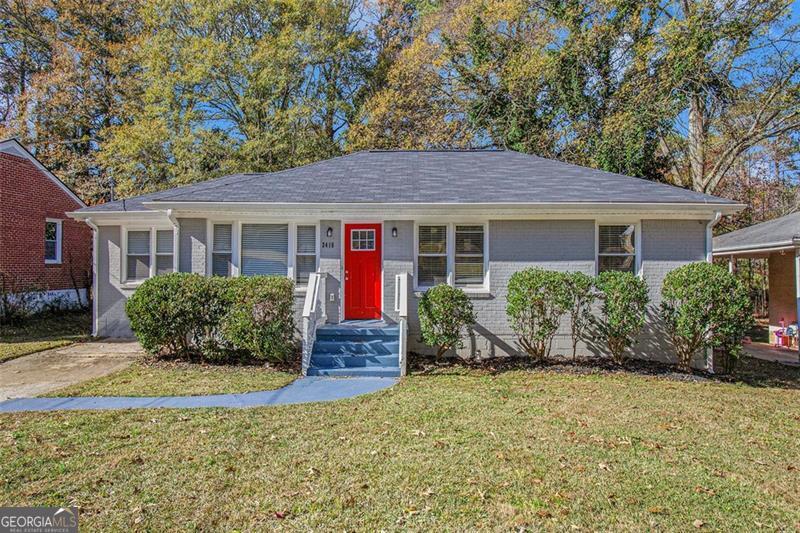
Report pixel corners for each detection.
[0,507,78,533]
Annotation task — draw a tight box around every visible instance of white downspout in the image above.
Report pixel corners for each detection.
[166,209,180,272]
[705,211,722,263]
[705,211,723,372]
[84,217,99,337]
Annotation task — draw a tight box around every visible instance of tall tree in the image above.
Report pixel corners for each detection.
[0,0,140,203]
[656,0,800,194]
[101,0,373,196]
[0,0,51,123]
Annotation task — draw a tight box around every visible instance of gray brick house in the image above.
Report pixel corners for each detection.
[70,150,741,376]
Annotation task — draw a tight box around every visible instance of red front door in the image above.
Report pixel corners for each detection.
[344,223,382,319]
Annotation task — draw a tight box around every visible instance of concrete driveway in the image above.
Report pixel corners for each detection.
[0,341,142,401]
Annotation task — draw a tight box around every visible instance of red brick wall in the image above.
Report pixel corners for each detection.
[0,152,91,292]
[768,251,797,334]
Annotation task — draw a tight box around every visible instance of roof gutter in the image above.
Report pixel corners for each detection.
[713,242,797,256]
[140,200,745,211]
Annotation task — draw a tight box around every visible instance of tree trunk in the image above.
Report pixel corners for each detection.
[688,93,707,193]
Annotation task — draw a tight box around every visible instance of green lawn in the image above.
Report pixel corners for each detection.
[0,311,91,363]
[48,360,297,397]
[1,360,798,530]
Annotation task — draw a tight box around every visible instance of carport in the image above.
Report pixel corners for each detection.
[713,212,800,358]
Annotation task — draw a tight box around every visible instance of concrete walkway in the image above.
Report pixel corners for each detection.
[0,341,142,401]
[745,342,800,366]
[0,376,398,413]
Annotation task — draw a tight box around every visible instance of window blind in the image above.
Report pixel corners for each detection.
[156,230,173,254]
[598,225,636,273]
[126,231,151,281]
[241,224,288,276]
[127,231,150,255]
[213,224,232,252]
[418,225,447,254]
[296,225,316,283]
[296,225,316,254]
[455,225,484,286]
[598,225,635,255]
[212,224,233,277]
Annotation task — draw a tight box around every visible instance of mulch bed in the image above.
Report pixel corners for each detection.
[409,352,800,388]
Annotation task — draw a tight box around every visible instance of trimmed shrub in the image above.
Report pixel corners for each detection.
[593,271,649,365]
[418,284,477,358]
[125,273,211,356]
[191,275,237,360]
[126,274,296,363]
[220,276,296,362]
[506,268,571,360]
[661,262,752,372]
[565,271,596,358]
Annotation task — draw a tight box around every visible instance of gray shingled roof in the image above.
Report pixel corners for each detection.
[714,212,800,253]
[78,150,736,213]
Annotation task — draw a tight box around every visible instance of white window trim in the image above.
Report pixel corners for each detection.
[206,220,238,277]
[295,223,321,286]
[413,221,489,293]
[155,229,175,275]
[44,218,62,264]
[121,225,174,287]
[231,221,320,290]
[595,219,642,276]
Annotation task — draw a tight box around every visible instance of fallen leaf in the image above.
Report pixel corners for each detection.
[693,519,705,528]
[274,511,287,519]
[648,506,666,514]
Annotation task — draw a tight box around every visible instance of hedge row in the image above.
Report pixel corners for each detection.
[505,263,751,368]
[125,273,295,363]
[418,262,751,371]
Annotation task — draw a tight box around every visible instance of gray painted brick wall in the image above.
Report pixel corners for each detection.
[382,220,414,324]
[178,218,207,275]
[639,219,708,365]
[96,225,134,338]
[94,217,711,368]
[319,220,341,322]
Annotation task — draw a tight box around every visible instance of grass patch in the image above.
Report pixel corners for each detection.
[47,360,297,397]
[1,361,799,530]
[0,311,91,363]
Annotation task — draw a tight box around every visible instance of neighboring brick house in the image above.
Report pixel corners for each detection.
[0,138,91,309]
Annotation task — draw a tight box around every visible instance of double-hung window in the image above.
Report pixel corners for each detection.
[454,225,485,287]
[44,219,62,264]
[126,230,152,282]
[417,223,488,290]
[417,225,448,287]
[241,224,288,276]
[125,228,174,282]
[597,224,637,273]
[155,230,174,275]
[211,223,233,277]
[295,225,317,283]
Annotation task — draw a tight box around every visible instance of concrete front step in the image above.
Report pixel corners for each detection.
[308,321,401,378]
[310,354,400,368]
[316,326,399,338]
[306,367,401,378]
[312,339,399,356]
